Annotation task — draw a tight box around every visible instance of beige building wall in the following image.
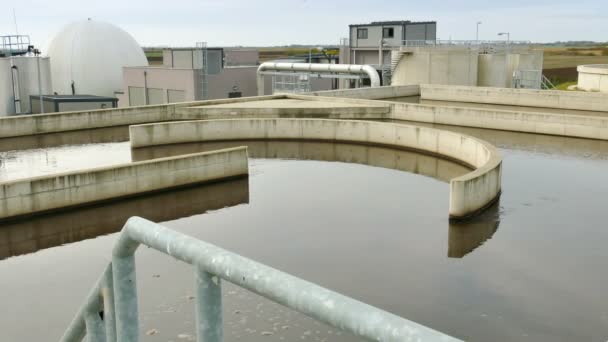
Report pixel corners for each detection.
[121,67,198,106]
[392,47,478,86]
[121,65,261,106]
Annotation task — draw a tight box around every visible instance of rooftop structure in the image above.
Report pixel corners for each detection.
[119,46,264,106]
[29,94,118,114]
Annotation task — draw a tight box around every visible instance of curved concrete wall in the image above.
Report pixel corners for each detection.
[577,65,608,93]
[130,140,471,184]
[129,118,502,219]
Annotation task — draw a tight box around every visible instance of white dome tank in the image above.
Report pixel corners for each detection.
[47,19,148,97]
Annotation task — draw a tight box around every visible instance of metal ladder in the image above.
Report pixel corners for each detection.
[196,42,208,100]
[59,216,461,342]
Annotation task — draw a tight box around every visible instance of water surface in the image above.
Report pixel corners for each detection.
[0,128,607,342]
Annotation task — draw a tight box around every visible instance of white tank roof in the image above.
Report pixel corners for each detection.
[47,19,148,97]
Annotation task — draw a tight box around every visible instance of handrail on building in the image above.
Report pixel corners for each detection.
[60,216,461,342]
[0,35,31,56]
[387,39,531,48]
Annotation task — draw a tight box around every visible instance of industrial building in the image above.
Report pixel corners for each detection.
[1,20,147,116]
[0,36,52,115]
[390,43,545,88]
[346,20,437,65]
[118,46,263,106]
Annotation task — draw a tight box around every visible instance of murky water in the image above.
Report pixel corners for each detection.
[1,126,608,342]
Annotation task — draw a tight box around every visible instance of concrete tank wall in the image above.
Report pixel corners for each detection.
[0,56,52,116]
[129,118,502,219]
[391,47,478,87]
[0,147,248,220]
[420,84,608,112]
[577,65,608,93]
[477,50,544,88]
[0,95,295,138]
[390,100,608,141]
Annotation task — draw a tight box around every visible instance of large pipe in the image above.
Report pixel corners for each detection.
[257,62,380,95]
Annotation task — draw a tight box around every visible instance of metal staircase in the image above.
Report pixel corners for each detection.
[541,74,556,90]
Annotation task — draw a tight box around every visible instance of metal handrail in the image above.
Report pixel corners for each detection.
[60,216,461,342]
[384,39,531,48]
[541,74,556,90]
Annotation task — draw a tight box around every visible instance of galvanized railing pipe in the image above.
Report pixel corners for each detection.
[61,216,462,342]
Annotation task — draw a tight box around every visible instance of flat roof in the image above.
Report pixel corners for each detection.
[349,20,436,27]
[30,94,118,101]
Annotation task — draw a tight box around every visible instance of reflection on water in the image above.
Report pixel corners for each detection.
[448,201,501,258]
[132,140,472,184]
[0,126,129,152]
[135,140,499,259]
[0,178,248,260]
[0,141,131,181]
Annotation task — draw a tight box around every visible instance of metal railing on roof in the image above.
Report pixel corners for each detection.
[60,216,462,342]
[385,39,531,48]
[0,35,30,56]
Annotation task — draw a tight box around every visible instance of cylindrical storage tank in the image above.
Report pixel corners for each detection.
[577,65,608,93]
[0,56,53,116]
[47,19,148,97]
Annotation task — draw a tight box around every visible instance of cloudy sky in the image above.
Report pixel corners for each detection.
[1,0,607,49]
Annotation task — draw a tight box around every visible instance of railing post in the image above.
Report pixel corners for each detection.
[195,267,222,342]
[113,255,139,342]
[84,311,107,342]
[103,264,117,342]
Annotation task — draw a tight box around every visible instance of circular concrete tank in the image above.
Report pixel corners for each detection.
[47,19,148,97]
[577,64,608,93]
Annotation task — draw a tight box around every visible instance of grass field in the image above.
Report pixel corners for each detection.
[542,45,608,86]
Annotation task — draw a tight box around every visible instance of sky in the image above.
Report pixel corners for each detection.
[1,0,607,49]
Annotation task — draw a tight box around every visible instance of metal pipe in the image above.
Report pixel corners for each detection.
[257,62,381,95]
[143,70,148,105]
[10,63,21,114]
[111,217,461,342]
[36,56,44,114]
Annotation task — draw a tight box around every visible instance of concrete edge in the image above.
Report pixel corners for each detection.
[0,147,249,220]
[128,118,502,219]
[0,146,248,187]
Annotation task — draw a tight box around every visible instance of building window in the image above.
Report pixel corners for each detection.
[383,27,394,38]
[357,28,368,39]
